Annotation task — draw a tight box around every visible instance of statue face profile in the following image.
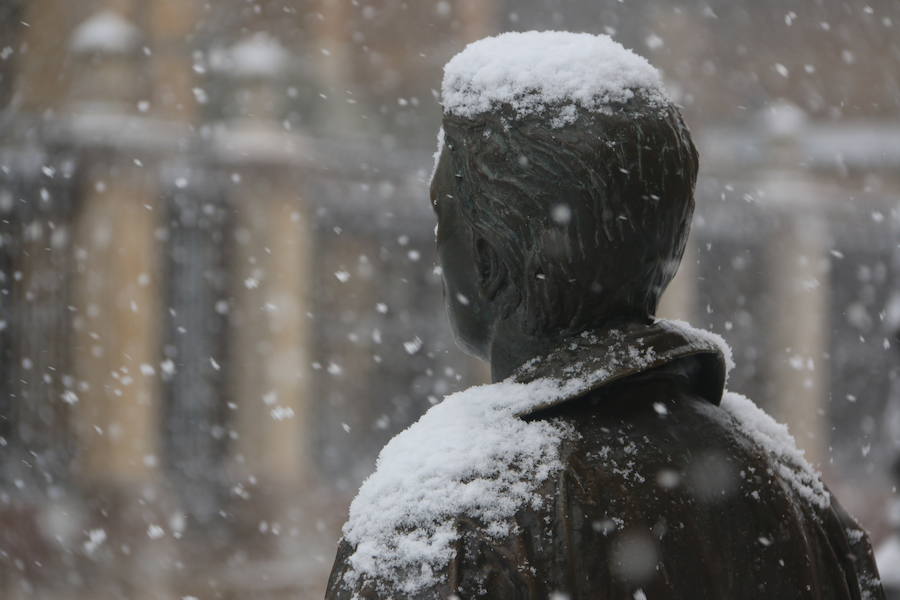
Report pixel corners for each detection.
[430,142,492,360]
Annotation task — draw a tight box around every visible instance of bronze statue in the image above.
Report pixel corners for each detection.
[326,32,884,599]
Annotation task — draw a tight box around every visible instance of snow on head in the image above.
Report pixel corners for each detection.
[442,31,668,126]
[340,378,577,594]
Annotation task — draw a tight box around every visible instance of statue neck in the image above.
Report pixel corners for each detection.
[489,334,556,383]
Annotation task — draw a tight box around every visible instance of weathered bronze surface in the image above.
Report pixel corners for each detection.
[325,94,885,598]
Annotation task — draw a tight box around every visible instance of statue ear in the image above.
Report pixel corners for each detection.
[474,237,507,301]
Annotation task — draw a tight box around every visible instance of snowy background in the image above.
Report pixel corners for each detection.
[0,0,898,597]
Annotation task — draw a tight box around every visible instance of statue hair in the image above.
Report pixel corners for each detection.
[440,96,699,338]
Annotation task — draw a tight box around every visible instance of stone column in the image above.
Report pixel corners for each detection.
[317,0,352,88]
[766,203,829,467]
[147,0,201,121]
[18,0,79,111]
[70,160,171,600]
[305,0,353,137]
[229,173,314,490]
[71,161,161,485]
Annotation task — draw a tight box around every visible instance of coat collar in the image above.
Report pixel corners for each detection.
[510,319,729,417]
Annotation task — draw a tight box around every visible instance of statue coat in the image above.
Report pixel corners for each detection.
[326,321,884,599]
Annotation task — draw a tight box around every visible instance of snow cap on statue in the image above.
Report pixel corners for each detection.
[434,31,697,338]
[441,31,670,126]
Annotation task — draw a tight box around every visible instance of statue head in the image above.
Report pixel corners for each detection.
[430,32,698,369]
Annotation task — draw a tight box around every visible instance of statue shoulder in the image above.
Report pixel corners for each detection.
[325,380,575,597]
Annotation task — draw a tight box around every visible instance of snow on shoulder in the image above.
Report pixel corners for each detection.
[665,318,736,378]
[340,378,576,594]
[442,31,668,126]
[721,392,830,510]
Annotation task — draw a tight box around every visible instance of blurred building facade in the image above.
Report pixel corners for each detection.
[0,0,898,597]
